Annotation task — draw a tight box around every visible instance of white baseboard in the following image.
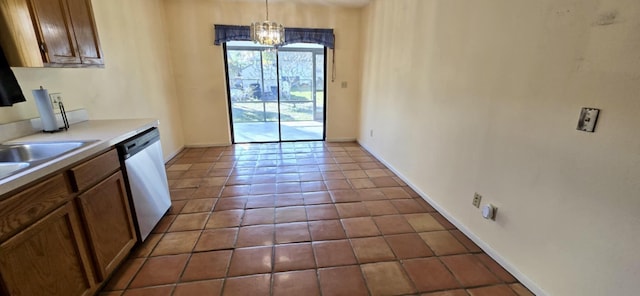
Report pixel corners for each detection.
[164,146,184,163]
[183,143,231,148]
[183,140,355,147]
[358,141,547,296]
[326,137,357,142]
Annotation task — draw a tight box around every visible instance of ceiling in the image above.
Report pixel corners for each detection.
[226,0,372,8]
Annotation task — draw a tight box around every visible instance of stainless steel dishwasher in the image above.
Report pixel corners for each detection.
[117,128,171,242]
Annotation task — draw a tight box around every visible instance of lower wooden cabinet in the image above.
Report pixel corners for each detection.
[77,171,136,281]
[0,202,96,296]
[0,148,138,296]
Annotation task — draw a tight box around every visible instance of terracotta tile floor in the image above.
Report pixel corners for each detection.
[101,142,534,296]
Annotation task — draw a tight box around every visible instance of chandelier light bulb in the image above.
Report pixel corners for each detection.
[250,0,285,46]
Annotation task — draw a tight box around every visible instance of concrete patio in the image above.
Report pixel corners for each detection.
[232,121,324,143]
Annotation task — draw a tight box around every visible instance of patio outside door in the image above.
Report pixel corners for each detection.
[225,41,326,143]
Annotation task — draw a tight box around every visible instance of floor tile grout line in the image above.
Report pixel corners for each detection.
[470,253,518,286]
[117,253,149,292]
[112,142,532,295]
[128,228,166,279]
[436,255,469,291]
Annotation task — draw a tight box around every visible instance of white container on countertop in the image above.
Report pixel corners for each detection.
[32,86,58,132]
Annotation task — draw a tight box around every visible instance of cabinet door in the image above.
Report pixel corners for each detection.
[0,0,44,67]
[28,0,81,64]
[78,171,136,281]
[66,0,103,65]
[0,202,96,296]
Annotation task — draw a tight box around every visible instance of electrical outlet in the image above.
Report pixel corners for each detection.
[472,193,482,208]
[577,107,600,133]
[370,129,374,137]
[49,93,63,109]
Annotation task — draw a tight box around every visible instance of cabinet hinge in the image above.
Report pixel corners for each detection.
[39,43,46,52]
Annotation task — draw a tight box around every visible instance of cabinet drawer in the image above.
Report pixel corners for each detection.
[69,149,120,192]
[0,173,72,241]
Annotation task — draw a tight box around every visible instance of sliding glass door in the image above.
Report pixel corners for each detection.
[224,41,326,143]
[278,50,325,141]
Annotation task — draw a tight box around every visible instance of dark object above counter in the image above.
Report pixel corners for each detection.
[0,45,25,107]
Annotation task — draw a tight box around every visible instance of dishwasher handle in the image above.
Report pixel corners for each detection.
[126,139,151,151]
[117,128,160,159]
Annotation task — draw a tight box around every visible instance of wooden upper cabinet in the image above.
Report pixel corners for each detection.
[27,0,103,66]
[0,0,44,67]
[28,0,80,64]
[66,0,102,65]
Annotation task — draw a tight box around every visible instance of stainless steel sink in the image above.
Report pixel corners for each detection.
[0,142,91,163]
[0,140,98,180]
[0,162,30,179]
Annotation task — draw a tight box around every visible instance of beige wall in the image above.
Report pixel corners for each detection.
[0,0,185,159]
[163,0,361,145]
[1,0,361,151]
[3,0,637,293]
[359,0,640,295]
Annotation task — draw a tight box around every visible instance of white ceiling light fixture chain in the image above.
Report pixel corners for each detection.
[250,0,285,47]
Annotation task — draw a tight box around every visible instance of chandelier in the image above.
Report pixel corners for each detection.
[250,0,285,46]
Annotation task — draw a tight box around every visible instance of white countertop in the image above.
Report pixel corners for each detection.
[0,119,158,196]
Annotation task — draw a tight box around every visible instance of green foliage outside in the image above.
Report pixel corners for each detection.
[232,91,324,123]
[227,48,325,123]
